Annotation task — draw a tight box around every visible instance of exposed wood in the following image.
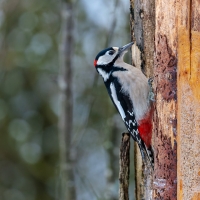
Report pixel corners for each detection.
[130,0,155,199]
[177,0,200,199]
[153,0,177,199]
[131,0,200,199]
[58,1,75,200]
[119,133,130,200]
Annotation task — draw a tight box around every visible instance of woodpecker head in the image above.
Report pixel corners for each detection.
[94,42,134,68]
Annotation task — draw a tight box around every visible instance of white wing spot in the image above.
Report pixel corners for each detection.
[128,110,134,116]
[126,119,136,127]
[110,83,126,120]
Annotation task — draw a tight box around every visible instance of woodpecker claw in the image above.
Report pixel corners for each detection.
[148,77,153,85]
[148,77,155,102]
[149,92,155,102]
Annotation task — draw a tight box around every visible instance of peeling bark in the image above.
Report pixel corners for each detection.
[131,0,200,199]
[153,0,177,199]
[130,0,155,199]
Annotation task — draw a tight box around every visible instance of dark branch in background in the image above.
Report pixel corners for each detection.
[71,1,129,199]
[72,0,120,147]
[73,2,121,198]
[58,0,75,199]
[119,133,130,200]
[105,0,119,46]
[103,1,122,199]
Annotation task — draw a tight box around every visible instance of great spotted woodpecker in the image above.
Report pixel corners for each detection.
[94,42,154,167]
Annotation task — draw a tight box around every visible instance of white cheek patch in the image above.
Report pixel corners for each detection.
[110,83,126,120]
[97,55,112,65]
[97,51,118,65]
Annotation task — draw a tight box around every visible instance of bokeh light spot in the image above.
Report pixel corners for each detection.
[19,12,38,31]
[3,189,25,200]
[29,32,52,55]
[8,119,30,142]
[20,143,42,164]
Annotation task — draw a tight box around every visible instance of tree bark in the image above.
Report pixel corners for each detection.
[58,1,75,200]
[131,0,200,199]
[153,0,177,199]
[119,133,130,200]
[130,0,155,199]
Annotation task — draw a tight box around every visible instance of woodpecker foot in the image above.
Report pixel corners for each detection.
[149,92,155,102]
[148,77,155,102]
[148,77,153,85]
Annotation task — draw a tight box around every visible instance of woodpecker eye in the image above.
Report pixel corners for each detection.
[108,50,115,55]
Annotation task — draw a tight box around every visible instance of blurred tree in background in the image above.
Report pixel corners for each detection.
[0,0,60,200]
[0,0,131,199]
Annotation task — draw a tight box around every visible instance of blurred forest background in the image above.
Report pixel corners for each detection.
[0,0,134,199]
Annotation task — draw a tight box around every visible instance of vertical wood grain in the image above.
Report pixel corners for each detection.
[177,0,200,199]
[153,0,177,199]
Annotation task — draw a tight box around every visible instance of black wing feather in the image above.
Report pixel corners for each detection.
[105,76,154,167]
[106,77,139,141]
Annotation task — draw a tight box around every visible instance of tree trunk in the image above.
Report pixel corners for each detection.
[131,0,200,199]
[58,1,76,200]
[130,0,155,199]
[153,0,178,199]
[177,0,200,199]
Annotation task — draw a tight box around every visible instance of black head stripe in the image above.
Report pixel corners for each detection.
[109,53,120,65]
[95,47,114,60]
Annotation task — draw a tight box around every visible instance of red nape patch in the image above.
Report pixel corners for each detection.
[94,59,97,67]
[138,121,152,148]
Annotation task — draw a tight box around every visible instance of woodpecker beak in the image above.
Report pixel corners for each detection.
[118,42,134,56]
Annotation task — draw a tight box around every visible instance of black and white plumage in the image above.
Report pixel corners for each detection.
[94,42,154,167]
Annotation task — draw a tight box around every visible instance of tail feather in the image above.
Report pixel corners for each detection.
[143,143,154,168]
[138,140,154,168]
[130,132,154,168]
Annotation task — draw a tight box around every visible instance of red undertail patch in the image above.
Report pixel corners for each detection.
[138,120,152,148]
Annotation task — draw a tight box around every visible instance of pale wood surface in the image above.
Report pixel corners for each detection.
[177,0,200,199]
